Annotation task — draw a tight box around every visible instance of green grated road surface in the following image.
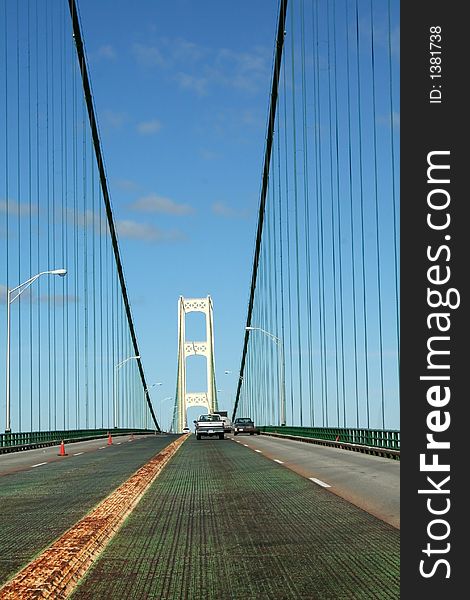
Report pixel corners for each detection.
[0,434,178,585]
[71,436,399,600]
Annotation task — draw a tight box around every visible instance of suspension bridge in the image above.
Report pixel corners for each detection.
[1,0,400,598]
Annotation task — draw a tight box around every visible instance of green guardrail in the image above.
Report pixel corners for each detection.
[0,428,154,449]
[260,426,400,451]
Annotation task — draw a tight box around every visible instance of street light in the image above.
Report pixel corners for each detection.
[246,326,286,426]
[145,382,162,394]
[114,355,140,429]
[5,269,67,433]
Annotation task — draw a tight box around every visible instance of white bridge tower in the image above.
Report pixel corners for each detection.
[174,296,218,432]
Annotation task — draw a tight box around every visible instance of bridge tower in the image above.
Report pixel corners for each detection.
[175,296,218,432]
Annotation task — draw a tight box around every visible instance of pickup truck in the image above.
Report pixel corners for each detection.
[194,414,225,440]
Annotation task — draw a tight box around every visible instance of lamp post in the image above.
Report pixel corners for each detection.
[5,269,67,433]
[114,355,140,429]
[246,326,286,426]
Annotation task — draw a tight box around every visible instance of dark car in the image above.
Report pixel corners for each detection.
[232,417,260,436]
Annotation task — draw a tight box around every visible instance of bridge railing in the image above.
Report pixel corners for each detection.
[0,428,154,453]
[260,426,400,451]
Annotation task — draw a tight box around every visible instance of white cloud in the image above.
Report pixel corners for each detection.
[174,72,209,96]
[114,179,141,193]
[102,110,127,129]
[131,36,269,97]
[97,45,116,60]
[130,194,193,216]
[0,198,38,217]
[63,207,108,236]
[0,284,78,305]
[63,207,185,243]
[215,47,269,93]
[0,283,34,303]
[212,201,249,219]
[38,293,79,305]
[116,219,186,242]
[172,38,208,63]
[137,119,162,135]
[132,43,166,67]
[377,111,400,128]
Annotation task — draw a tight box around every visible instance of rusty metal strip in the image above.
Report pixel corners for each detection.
[0,435,188,599]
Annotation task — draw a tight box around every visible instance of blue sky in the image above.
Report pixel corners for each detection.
[1,0,399,433]
[76,0,281,426]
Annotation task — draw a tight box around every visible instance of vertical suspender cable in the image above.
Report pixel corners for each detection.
[27,0,33,431]
[332,1,347,426]
[312,0,327,425]
[92,146,97,428]
[355,0,370,427]
[3,0,9,315]
[369,0,386,428]
[387,0,400,397]
[51,4,58,431]
[300,0,315,426]
[62,2,69,429]
[345,0,360,427]
[290,1,304,426]
[282,53,294,424]
[83,94,89,428]
[271,154,278,422]
[68,0,159,429]
[73,49,80,428]
[35,0,42,430]
[233,0,288,420]
[16,1,22,432]
[276,90,287,425]
[326,1,341,426]
[45,0,52,430]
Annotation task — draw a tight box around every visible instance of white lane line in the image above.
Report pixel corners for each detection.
[116,442,121,445]
[309,477,331,488]
[243,444,249,447]
[273,459,284,464]
[73,452,84,456]
[99,446,106,450]
[31,462,47,468]
[254,449,262,453]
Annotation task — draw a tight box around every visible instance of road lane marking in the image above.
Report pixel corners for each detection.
[243,444,249,447]
[116,442,121,445]
[309,477,331,488]
[99,446,106,449]
[0,435,189,599]
[73,452,84,456]
[273,459,284,464]
[254,449,262,453]
[31,462,47,468]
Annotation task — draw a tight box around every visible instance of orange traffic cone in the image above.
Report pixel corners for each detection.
[58,440,67,456]
[107,432,113,445]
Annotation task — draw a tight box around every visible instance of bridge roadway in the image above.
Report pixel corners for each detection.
[0,433,399,599]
